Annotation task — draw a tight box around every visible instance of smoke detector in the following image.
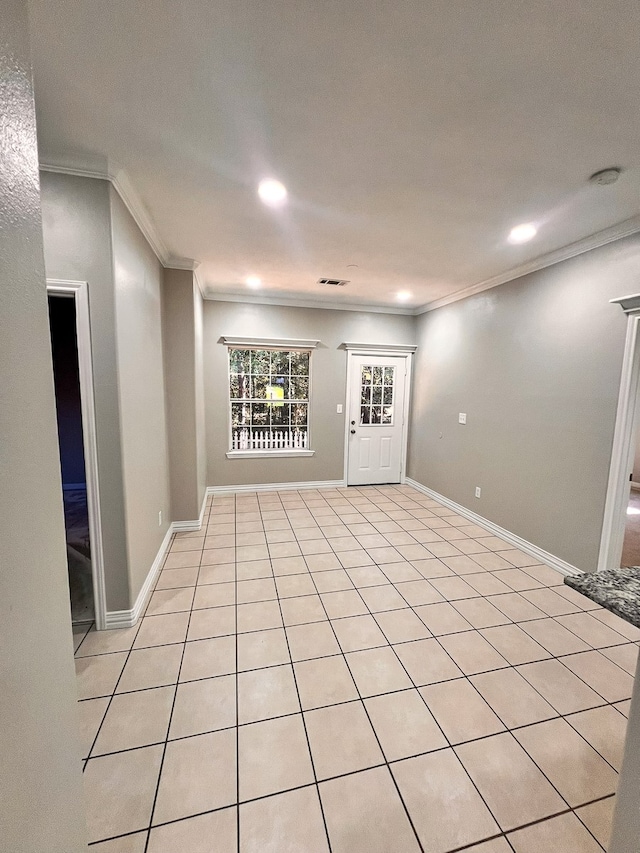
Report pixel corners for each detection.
[317,277,349,287]
[589,167,621,186]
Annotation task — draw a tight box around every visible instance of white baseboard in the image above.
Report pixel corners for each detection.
[631,481,640,491]
[404,477,582,578]
[104,496,208,629]
[206,479,346,494]
[172,492,208,532]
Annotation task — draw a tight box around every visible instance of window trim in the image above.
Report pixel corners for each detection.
[223,338,317,458]
[221,335,320,349]
[226,449,315,459]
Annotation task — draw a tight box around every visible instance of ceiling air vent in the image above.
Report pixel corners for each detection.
[318,277,350,287]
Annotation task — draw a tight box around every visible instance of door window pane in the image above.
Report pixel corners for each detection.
[359,364,395,426]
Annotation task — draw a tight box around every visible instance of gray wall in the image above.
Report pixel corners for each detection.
[163,268,201,521]
[204,300,415,486]
[41,172,131,610]
[194,283,207,508]
[0,2,86,849]
[41,173,172,610]
[110,187,171,602]
[407,234,640,572]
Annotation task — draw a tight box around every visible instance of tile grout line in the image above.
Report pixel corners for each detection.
[79,486,630,849]
[322,542,520,851]
[86,778,615,850]
[369,549,626,819]
[304,550,428,853]
[81,592,149,772]
[234,494,240,853]
[258,490,335,853]
[142,506,209,853]
[304,498,614,849]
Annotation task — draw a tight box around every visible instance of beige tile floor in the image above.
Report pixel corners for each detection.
[74,485,639,852]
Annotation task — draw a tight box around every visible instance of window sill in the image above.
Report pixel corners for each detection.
[226,450,315,460]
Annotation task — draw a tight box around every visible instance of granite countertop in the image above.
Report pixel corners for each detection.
[565,566,640,628]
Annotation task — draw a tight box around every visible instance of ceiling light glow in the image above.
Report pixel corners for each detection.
[397,291,411,302]
[245,276,262,288]
[258,179,287,207]
[508,223,537,244]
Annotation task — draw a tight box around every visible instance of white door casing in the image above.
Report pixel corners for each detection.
[599,295,640,571]
[47,280,107,630]
[345,351,412,486]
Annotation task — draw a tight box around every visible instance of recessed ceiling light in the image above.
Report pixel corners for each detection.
[397,291,411,302]
[245,276,262,288]
[508,223,537,244]
[258,179,287,207]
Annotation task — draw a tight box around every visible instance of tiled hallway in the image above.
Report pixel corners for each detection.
[75,485,639,852]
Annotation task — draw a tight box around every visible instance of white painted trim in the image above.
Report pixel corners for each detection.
[598,311,640,572]
[40,166,640,318]
[194,268,207,299]
[221,336,320,349]
[104,524,173,629]
[104,494,209,628]
[405,477,582,577]
[224,342,315,455]
[39,164,199,273]
[206,480,346,494]
[226,450,315,459]
[344,351,413,487]
[165,258,200,271]
[631,481,640,491]
[47,279,108,630]
[400,357,412,486]
[206,290,415,316]
[341,342,417,353]
[417,215,640,315]
[172,491,209,532]
[611,293,640,313]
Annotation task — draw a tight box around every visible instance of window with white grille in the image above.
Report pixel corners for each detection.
[228,347,310,451]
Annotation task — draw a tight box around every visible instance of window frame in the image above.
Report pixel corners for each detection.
[222,337,319,459]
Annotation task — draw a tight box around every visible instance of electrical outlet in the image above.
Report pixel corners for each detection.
[337,404,343,414]
[475,487,481,499]
[458,412,467,424]
[158,510,163,526]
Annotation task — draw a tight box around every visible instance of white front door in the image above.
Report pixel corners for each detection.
[347,354,408,486]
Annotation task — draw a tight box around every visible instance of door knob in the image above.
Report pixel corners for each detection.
[350,429,356,434]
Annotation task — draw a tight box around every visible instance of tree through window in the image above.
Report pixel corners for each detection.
[228,347,310,451]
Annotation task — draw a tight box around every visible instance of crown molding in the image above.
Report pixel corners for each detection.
[416,214,640,315]
[39,162,199,273]
[165,257,200,271]
[41,165,640,318]
[204,289,415,316]
[193,267,206,299]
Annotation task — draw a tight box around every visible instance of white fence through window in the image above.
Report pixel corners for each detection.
[231,429,308,451]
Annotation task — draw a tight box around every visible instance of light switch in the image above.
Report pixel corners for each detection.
[337,404,343,414]
[458,413,467,424]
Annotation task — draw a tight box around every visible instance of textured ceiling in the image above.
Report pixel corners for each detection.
[29,0,640,311]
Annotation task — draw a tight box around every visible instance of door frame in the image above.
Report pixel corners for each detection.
[598,294,640,572]
[342,343,416,486]
[47,279,107,630]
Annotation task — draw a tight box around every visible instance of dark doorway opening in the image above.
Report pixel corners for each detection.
[48,295,94,623]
